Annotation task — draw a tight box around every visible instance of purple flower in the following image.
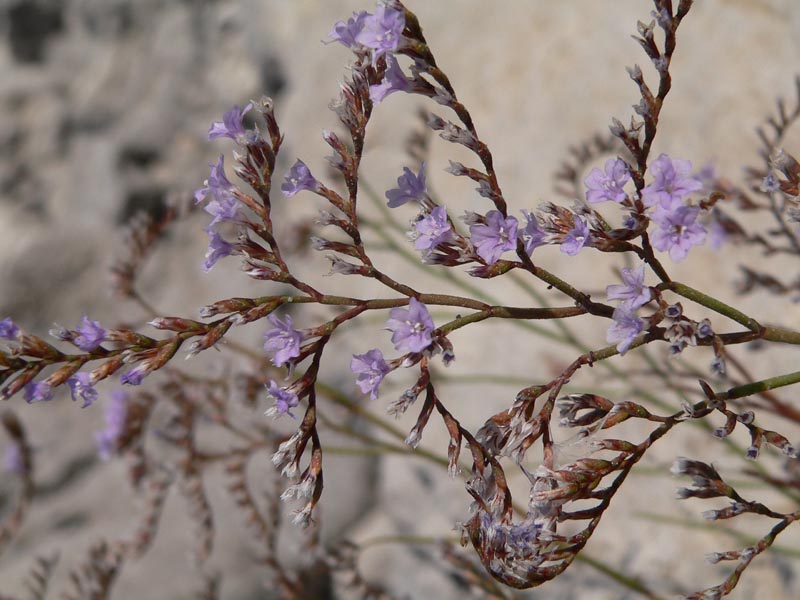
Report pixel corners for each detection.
[560,216,590,256]
[606,265,652,310]
[0,317,19,340]
[281,160,319,198]
[584,158,630,204]
[67,372,98,408]
[194,155,234,204]
[649,204,707,262]
[606,306,645,355]
[95,390,128,460]
[351,348,391,400]
[386,162,427,208]
[369,55,410,103]
[386,298,435,354]
[519,210,546,255]
[469,210,519,265]
[355,6,405,63]
[641,154,703,208]
[263,314,304,368]
[265,381,299,419]
[413,206,454,256]
[4,442,24,475]
[120,363,149,386]
[24,381,54,403]
[202,230,236,272]
[326,11,368,48]
[74,316,106,352]
[208,103,252,142]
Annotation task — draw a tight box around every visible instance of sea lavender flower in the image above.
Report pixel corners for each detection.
[194,155,235,204]
[120,363,149,386]
[265,381,299,419]
[649,204,707,262]
[0,317,19,340]
[325,10,368,48]
[413,206,454,256]
[560,216,590,256]
[386,162,427,208]
[469,210,519,265]
[67,372,98,408]
[24,381,54,403]
[606,306,645,355]
[355,6,405,64]
[370,55,410,103]
[73,316,106,352]
[584,158,630,204]
[386,298,435,354]
[202,230,236,272]
[95,390,128,460]
[519,210,546,255]
[263,314,304,368]
[350,348,391,400]
[281,160,319,198]
[208,103,252,142]
[606,265,652,310]
[641,154,703,208]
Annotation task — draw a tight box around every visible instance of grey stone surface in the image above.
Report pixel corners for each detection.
[1,1,800,598]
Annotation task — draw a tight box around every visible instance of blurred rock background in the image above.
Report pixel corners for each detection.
[1,0,800,598]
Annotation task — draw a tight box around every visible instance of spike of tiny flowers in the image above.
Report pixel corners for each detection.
[263,314,304,368]
[412,206,454,257]
[606,306,645,355]
[386,162,427,208]
[584,157,630,204]
[264,381,299,419]
[24,381,54,403]
[281,159,319,198]
[641,153,703,208]
[606,265,652,310]
[355,6,405,64]
[350,348,391,400]
[325,10,368,47]
[649,203,707,262]
[208,103,252,142]
[369,54,410,103]
[519,210,546,255]
[73,315,106,352]
[560,216,590,256]
[385,298,435,354]
[469,210,519,265]
[0,317,20,340]
[67,372,98,408]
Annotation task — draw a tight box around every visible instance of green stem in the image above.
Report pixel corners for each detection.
[719,370,800,401]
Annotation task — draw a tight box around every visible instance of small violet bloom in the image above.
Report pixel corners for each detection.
[0,317,19,340]
[281,160,319,198]
[326,10,368,48]
[649,204,707,262]
[202,229,236,272]
[67,372,98,408]
[24,381,54,403]
[263,314,304,368]
[265,381,299,419]
[194,155,234,204]
[355,6,405,63]
[519,210,546,256]
[413,206,454,256]
[74,315,106,352]
[470,210,519,265]
[560,216,590,256]
[120,363,149,386]
[386,298,435,354]
[606,306,645,355]
[351,348,391,400]
[584,158,630,204]
[606,265,652,310]
[96,390,128,460]
[641,154,703,209]
[386,162,427,208]
[208,103,252,142]
[369,55,410,103]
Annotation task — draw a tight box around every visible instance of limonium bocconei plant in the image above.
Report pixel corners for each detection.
[3,1,800,598]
